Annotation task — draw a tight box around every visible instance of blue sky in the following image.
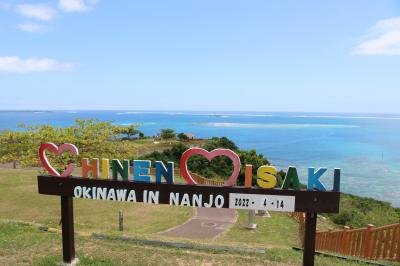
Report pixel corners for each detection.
[0,0,399,112]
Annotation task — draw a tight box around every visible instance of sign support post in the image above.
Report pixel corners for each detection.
[303,212,317,266]
[61,196,75,264]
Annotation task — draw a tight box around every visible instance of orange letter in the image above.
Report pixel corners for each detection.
[82,158,99,179]
[245,164,253,188]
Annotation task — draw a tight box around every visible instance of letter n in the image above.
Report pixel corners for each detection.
[155,161,174,184]
[112,159,129,181]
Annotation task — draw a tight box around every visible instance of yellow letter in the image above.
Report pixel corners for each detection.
[257,165,277,189]
[101,159,110,179]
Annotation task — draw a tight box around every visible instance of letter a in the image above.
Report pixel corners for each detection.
[281,166,300,189]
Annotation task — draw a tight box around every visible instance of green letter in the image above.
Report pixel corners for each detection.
[281,166,300,189]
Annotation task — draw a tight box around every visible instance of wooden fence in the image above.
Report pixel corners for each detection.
[290,212,400,261]
[316,223,400,261]
[189,171,225,186]
[290,212,305,244]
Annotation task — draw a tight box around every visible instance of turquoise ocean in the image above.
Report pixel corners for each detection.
[1,110,399,207]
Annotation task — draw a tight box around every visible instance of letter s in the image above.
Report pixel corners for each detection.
[257,166,277,189]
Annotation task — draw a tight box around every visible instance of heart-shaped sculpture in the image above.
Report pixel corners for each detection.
[180,148,241,186]
[39,142,79,177]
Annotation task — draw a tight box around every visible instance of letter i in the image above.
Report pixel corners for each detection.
[101,159,110,179]
[245,164,252,188]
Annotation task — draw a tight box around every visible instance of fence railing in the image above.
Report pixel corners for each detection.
[316,223,400,261]
[290,212,305,244]
[290,212,400,261]
[189,171,225,186]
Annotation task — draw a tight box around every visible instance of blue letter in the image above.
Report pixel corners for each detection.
[133,160,151,182]
[333,168,341,192]
[307,167,327,191]
[155,161,174,184]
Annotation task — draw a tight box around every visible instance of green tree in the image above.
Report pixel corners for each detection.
[0,119,138,167]
[236,149,270,185]
[202,137,238,151]
[141,137,272,184]
[177,133,189,141]
[159,129,176,140]
[114,124,141,140]
[0,130,32,168]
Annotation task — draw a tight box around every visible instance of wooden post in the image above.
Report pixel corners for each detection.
[303,212,317,266]
[246,210,257,229]
[119,210,124,231]
[363,224,375,259]
[61,196,75,264]
[343,226,350,254]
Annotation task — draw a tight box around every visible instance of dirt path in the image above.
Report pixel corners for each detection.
[159,207,237,239]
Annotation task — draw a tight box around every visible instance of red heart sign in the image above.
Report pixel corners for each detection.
[39,142,79,177]
[180,148,241,186]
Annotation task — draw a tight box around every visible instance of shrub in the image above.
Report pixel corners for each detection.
[159,129,176,140]
[177,133,189,141]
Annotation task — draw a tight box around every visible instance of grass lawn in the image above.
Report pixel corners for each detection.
[0,168,301,249]
[218,211,300,248]
[1,221,390,266]
[0,168,193,237]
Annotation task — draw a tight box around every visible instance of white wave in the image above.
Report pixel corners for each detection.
[164,112,185,115]
[116,111,185,115]
[119,122,157,126]
[115,111,274,117]
[116,111,148,115]
[237,114,273,117]
[290,115,400,120]
[204,122,359,128]
[211,115,233,118]
[202,113,273,117]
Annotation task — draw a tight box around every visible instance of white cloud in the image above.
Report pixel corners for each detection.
[0,56,75,73]
[58,0,99,13]
[353,17,400,56]
[16,4,57,21]
[18,22,51,33]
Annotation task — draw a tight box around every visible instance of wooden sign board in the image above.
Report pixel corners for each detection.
[38,176,340,213]
[36,143,341,266]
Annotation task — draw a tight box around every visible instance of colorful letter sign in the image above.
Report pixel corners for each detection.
[38,142,341,193]
[37,142,341,266]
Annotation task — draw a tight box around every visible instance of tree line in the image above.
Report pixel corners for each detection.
[0,119,191,168]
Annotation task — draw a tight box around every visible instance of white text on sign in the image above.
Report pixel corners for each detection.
[228,193,295,212]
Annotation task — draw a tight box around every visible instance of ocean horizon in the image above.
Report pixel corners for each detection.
[1,110,399,207]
